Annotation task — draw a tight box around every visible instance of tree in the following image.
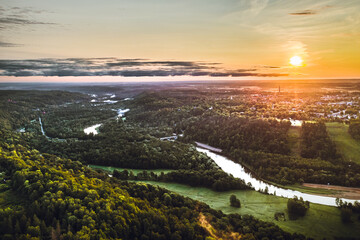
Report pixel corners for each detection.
[230,194,241,208]
[287,197,309,218]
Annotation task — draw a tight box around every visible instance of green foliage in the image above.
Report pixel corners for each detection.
[113,169,250,191]
[287,197,310,218]
[300,122,340,162]
[336,197,360,222]
[349,121,360,140]
[0,90,88,130]
[0,131,304,239]
[28,119,222,171]
[229,149,360,186]
[229,194,241,208]
[42,107,115,139]
[183,115,291,155]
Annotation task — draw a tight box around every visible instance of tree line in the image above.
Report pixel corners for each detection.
[112,169,251,191]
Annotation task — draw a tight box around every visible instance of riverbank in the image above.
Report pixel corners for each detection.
[196,146,358,206]
[196,141,360,201]
[302,183,360,200]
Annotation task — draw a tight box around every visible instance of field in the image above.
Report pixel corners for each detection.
[138,181,360,239]
[89,165,173,175]
[326,122,360,164]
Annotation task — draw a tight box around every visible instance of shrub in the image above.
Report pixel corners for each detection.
[287,197,309,218]
[230,194,241,208]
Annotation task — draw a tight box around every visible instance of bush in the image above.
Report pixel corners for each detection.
[230,194,241,208]
[287,197,309,218]
[349,121,360,140]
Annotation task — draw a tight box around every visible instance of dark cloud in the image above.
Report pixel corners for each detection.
[0,58,287,78]
[0,6,55,34]
[289,10,317,15]
[106,60,201,68]
[10,6,48,15]
[262,65,280,69]
[0,6,56,47]
[0,41,21,47]
[0,17,54,26]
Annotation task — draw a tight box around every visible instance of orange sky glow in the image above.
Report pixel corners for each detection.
[0,0,359,81]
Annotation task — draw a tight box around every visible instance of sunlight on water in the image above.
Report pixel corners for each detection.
[84,124,102,135]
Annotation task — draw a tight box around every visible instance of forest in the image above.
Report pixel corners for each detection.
[300,122,340,162]
[0,128,305,239]
[181,116,360,186]
[113,169,251,191]
[1,88,359,239]
[349,121,360,140]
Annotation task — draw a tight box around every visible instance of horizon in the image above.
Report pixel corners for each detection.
[1,0,360,81]
[1,77,360,84]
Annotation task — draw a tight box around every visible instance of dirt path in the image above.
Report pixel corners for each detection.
[199,213,241,240]
[303,183,360,200]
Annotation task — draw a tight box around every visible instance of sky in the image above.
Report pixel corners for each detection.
[0,0,360,81]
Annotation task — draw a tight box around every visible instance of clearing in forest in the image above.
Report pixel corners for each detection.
[326,122,360,164]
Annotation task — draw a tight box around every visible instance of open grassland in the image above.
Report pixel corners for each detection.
[89,164,173,175]
[287,126,301,157]
[139,181,360,239]
[326,122,360,164]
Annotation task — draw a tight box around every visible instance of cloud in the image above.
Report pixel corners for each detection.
[289,10,317,15]
[0,6,55,28]
[260,65,281,69]
[0,17,54,26]
[0,6,55,47]
[0,41,21,47]
[249,0,269,16]
[10,6,49,15]
[0,58,287,78]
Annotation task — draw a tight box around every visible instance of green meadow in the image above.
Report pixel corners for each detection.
[138,181,360,239]
[326,122,360,164]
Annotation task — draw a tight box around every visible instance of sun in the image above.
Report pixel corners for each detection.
[290,56,303,67]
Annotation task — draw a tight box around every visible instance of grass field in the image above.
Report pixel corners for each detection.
[326,122,360,164]
[89,164,173,175]
[138,181,360,239]
[287,126,301,157]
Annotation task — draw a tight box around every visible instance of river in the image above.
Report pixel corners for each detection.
[39,117,46,136]
[84,123,102,135]
[196,147,357,207]
[117,108,130,118]
[83,108,130,135]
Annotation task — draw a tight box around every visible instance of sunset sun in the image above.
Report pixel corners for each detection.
[290,56,303,67]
